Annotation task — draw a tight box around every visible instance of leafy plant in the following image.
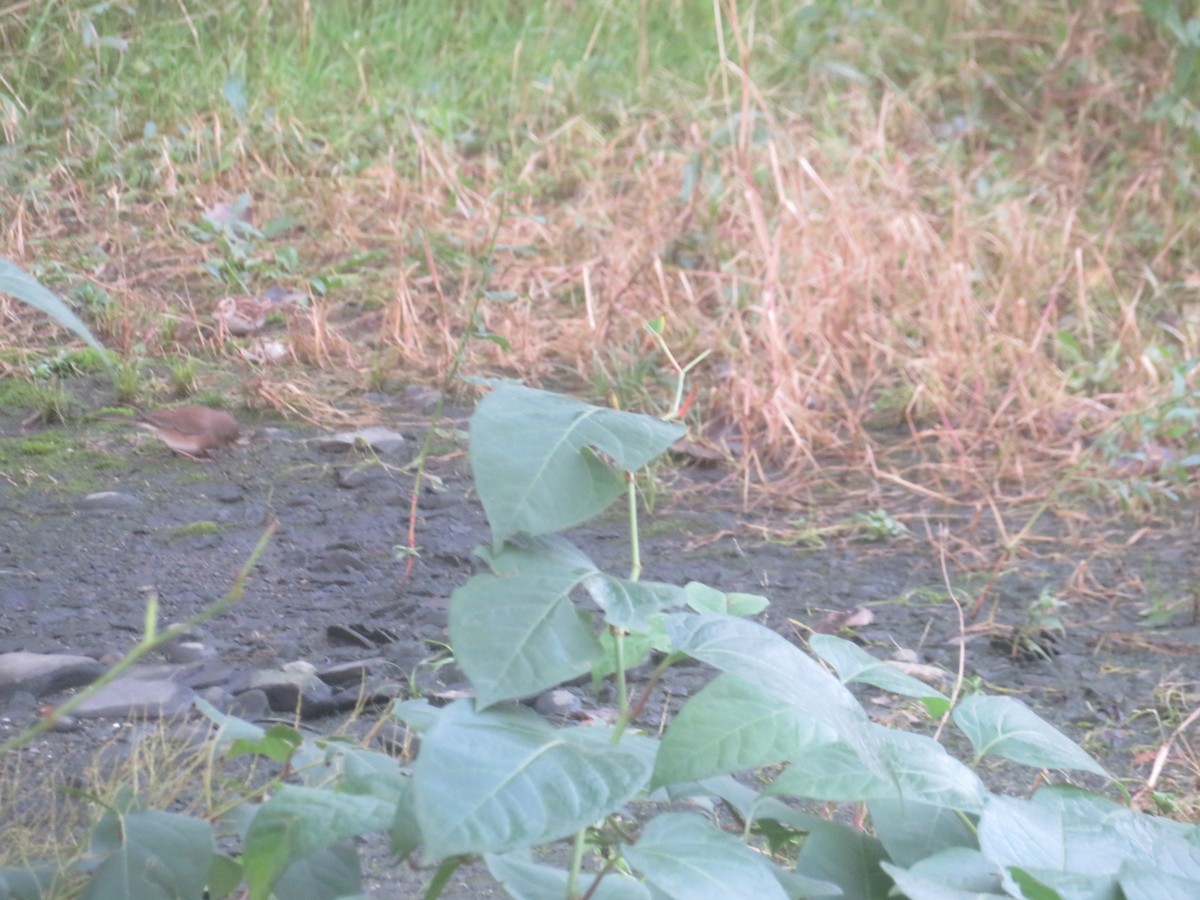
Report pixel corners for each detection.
[0,258,109,363]
[5,385,1199,899]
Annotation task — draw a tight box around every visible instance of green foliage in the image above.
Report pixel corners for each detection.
[1142,0,1200,136]
[0,259,109,362]
[4,387,1200,898]
[111,360,141,404]
[170,520,222,538]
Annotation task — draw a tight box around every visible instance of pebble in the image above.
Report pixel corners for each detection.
[319,426,407,455]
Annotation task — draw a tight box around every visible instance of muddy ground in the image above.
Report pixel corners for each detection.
[0,386,1197,896]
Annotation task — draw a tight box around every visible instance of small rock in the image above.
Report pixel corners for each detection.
[317,658,389,688]
[161,641,218,664]
[206,482,245,503]
[404,385,443,414]
[241,668,334,716]
[311,548,367,574]
[227,688,271,721]
[50,713,83,732]
[196,686,235,711]
[327,624,376,650]
[172,660,237,690]
[319,426,407,455]
[534,688,583,719]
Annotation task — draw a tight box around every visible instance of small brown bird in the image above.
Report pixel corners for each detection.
[212,295,272,336]
[134,406,241,460]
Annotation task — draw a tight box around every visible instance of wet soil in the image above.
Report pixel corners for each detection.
[1,390,1198,896]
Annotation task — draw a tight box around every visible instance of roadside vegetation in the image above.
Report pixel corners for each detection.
[1,1,1198,897]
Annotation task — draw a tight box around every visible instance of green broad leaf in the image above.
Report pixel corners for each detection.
[1008,867,1107,898]
[684,582,769,617]
[869,798,980,867]
[771,868,847,898]
[593,620,668,681]
[585,575,688,631]
[242,785,395,900]
[272,843,364,900]
[0,862,57,900]
[653,673,833,788]
[724,591,770,616]
[390,781,422,859]
[0,258,109,362]
[881,848,1008,899]
[1011,787,1200,885]
[469,385,684,545]
[624,812,789,899]
[809,633,948,700]
[227,723,304,763]
[980,793,1159,890]
[953,695,1108,776]
[766,724,985,812]
[1118,860,1200,899]
[485,850,651,899]
[1030,784,1199,845]
[195,696,268,749]
[83,809,213,900]
[478,533,599,578]
[206,854,244,899]
[674,774,823,830]
[793,818,893,900]
[390,698,441,732]
[336,747,410,806]
[450,571,601,708]
[663,612,884,773]
[412,700,654,860]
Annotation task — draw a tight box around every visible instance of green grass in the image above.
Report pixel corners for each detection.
[3,1,723,180]
[171,520,222,538]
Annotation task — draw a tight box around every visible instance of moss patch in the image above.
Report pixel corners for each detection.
[170,520,222,538]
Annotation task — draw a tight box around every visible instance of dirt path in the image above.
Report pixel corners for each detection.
[1,393,1197,895]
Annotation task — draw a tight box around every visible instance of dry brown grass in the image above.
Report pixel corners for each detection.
[3,3,1197,512]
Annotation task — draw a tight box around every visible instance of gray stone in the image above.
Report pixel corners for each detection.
[73,675,195,719]
[320,426,406,455]
[196,686,235,710]
[161,641,218,664]
[534,688,583,719]
[226,688,271,721]
[171,660,237,690]
[206,482,245,503]
[242,668,334,716]
[317,658,389,688]
[0,651,107,703]
[311,547,366,574]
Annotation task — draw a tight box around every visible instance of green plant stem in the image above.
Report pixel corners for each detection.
[423,856,464,899]
[643,320,710,420]
[611,473,642,727]
[612,626,628,726]
[0,522,276,759]
[567,827,587,899]
[627,473,641,583]
[613,652,681,743]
